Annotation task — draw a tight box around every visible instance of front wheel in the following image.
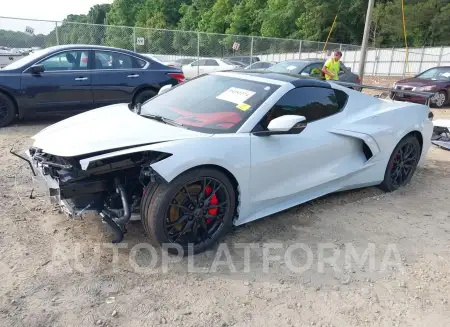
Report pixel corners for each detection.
[431,91,447,108]
[0,93,16,127]
[378,135,421,192]
[141,168,236,255]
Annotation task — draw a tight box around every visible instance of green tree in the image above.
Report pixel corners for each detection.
[260,0,304,38]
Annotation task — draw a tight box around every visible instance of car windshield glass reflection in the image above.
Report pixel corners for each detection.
[140,74,279,133]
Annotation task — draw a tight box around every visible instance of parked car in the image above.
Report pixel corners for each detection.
[245,61,277,70]
[25,71,433,253]
[223,56,260,66]
[392,66,450,108]
[0,45,184,127]
[163,58,195,69]
[264,59,361,87]
[228,60,247,68]
[182,58,240,79]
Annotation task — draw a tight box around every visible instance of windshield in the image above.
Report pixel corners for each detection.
[2,48,49,70]
[416,67,450,81]
[266,60,308,74]
[140,74,279,133]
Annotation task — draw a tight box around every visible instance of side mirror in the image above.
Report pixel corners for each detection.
[158,84,172,95]
[30,65,45,74]
[253,115,307,136]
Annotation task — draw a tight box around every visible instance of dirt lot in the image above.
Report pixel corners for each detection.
[1,93,450,326]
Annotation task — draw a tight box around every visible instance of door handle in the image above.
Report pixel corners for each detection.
[75,77,88,81]
[127,74,139,78]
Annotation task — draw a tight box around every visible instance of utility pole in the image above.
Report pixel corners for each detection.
[358,0,375,83]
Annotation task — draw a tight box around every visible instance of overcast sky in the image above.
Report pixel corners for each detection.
[1,0,113,34]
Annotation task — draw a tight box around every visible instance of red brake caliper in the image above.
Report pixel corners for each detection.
[392,154,398,168]
[204,186,218,224]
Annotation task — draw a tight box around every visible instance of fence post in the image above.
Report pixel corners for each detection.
[133,27,136,52]
[55,22,59,45]
[438,46,444,66]
[418,46,425,73]
[339,43,343,51]
[250,36,254,63]
[388,47,394,76]
[197,32,200,77]
[298,40,302,59]
[372,48,378,76]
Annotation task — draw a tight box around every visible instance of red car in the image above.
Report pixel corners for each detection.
[392,66,450,108]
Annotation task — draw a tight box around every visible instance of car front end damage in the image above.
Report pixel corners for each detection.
[19,146,170,243]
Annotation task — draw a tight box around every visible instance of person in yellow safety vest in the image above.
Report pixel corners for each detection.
[322,50,342,81]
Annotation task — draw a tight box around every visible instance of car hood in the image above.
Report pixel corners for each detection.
[396,77,446,87]
[31,103,212,157]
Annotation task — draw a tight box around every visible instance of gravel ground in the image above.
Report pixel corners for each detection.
[1,104,450,326]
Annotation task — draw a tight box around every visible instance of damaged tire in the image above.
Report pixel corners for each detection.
[0,93,16,128]
[141,168,236,255]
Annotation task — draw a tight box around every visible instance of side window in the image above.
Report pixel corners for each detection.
[192,59,206,66]
[252,62,263,69]
[302,63,323,78]
[94,51,134,69]
[135,57,148,68]
[258,87,341,130]
[206,59,219,66]
[39,51,89,71]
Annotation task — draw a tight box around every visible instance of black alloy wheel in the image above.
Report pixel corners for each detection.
[379,135,421,192]
[141,168,236,255]
[164,177,231,246]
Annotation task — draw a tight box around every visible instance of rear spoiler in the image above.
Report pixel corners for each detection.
[333,81,435,106]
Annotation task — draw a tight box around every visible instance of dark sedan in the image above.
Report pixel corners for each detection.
[392,66,450,108]
[264,59,361,86]
[0,45,184,127]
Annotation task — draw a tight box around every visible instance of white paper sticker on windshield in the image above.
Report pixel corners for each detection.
[216,87,256,104]
[286,65,297,71]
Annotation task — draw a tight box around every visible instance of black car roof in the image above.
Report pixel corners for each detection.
[232,70,331,88]
[43,44,144,57]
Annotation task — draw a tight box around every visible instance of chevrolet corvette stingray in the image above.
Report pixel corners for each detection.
[20,71,434,254]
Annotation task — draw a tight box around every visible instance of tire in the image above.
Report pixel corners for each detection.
[378,135,421,192]
[0,92,16,127]
[141,168,236,255]
[431,90,447,108]
[133,89,157,106]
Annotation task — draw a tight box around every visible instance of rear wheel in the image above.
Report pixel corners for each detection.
[133,89,157,106]
[379,135,421,192]
[0,93,16,127]
[141,168,236,255]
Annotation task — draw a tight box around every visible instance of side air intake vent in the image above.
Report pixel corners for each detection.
[363,142,373,160]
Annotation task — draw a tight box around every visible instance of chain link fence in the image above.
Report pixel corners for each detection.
[0,16,448,77]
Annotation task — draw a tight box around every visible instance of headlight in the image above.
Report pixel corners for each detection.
[418,85,436,91]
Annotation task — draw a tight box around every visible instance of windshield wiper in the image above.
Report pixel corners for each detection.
[141,114,184,127]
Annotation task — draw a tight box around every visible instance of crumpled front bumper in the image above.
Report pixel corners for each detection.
[22,150,96,218]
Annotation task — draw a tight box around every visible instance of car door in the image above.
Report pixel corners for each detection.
[204,59,224,74]
[249,86,360,215]
[91,50,149,106]
[20,49,93,113]
[183,59,206,79]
